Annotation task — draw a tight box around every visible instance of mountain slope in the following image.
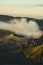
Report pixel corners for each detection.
[0,32,43,62]
[23,44,43,62]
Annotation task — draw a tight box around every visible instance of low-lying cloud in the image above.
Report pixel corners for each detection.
[0,18,43,39]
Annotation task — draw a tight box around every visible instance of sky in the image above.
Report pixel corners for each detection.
[0,0,43,4]
[0,0,43,17]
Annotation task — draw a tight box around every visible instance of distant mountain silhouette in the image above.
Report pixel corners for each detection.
[0,15,14,21]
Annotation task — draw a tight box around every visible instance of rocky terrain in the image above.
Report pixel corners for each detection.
[0,30,43,63]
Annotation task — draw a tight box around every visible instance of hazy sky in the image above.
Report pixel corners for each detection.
[0,0,43,17]
[0,0,43,4]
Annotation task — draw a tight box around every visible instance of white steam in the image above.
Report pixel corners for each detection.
[0,18,43,39]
